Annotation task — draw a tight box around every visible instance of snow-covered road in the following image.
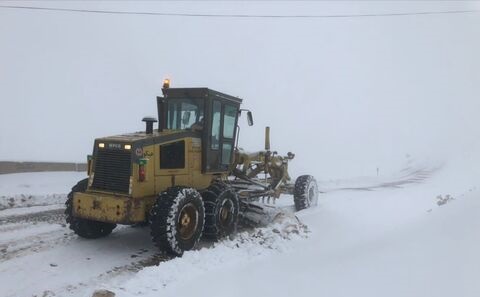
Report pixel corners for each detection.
[0,158,478,297]
[0,173,164,297]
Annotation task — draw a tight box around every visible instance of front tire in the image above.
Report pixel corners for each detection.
[202,182,239,241]
[293,175,319,211]
[150,187,205,256]
[65,179,116,239]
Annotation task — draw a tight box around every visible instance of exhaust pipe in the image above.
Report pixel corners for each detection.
[142,117,158,134]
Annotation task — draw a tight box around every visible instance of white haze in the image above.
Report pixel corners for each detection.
[0,1,479,179]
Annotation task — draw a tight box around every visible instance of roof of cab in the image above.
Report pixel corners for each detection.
[163,87,243,104]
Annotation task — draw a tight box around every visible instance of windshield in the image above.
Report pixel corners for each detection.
[166,98,204,130]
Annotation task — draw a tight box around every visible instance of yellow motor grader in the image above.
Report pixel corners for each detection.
[66,80,318,256]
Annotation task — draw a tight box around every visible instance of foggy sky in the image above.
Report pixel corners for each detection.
[1,1,479,179]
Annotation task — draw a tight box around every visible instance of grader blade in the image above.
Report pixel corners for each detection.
[240,201,293,227]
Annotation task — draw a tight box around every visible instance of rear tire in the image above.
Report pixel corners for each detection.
[65,179,116,239]
[293,175,319,211]
[202,182,239,241]
[150,187,205,256]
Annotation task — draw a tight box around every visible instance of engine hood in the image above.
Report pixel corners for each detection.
[94,130,201,151]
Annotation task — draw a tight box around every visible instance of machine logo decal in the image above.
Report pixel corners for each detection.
[108,143,122,149]
[135,148,143,157]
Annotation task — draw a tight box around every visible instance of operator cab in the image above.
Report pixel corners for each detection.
[157,86,243,173]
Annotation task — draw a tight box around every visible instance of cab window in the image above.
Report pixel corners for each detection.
[211,101,221,149]
[221,104,237,165]
[223,104,237,139]
[166,99,204,130]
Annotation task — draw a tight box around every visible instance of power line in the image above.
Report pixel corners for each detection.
[0,5,478,18]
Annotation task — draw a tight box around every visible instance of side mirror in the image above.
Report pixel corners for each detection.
[247,111,254,126]
[182,111,191,126]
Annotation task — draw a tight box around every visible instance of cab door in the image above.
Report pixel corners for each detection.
[203,99,239,173]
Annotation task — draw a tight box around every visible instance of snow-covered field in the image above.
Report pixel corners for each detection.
[0,155,478,297]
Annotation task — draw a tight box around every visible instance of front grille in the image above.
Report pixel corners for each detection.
[92,149,132,193]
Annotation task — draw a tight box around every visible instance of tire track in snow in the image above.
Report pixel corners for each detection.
[0,225,73,262]
[0,208,65,225]
[325,165,440,192]
[0,207,70,262]
[38,252,173,297]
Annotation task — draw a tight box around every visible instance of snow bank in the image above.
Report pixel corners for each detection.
[0,172,86,209]
[112,218,309,297]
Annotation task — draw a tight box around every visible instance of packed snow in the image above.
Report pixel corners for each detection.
[0,154,478,297]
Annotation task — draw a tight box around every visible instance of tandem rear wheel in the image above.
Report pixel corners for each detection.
[149,187,205,256]
[202,182,239,241]
[149,183,240,256]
